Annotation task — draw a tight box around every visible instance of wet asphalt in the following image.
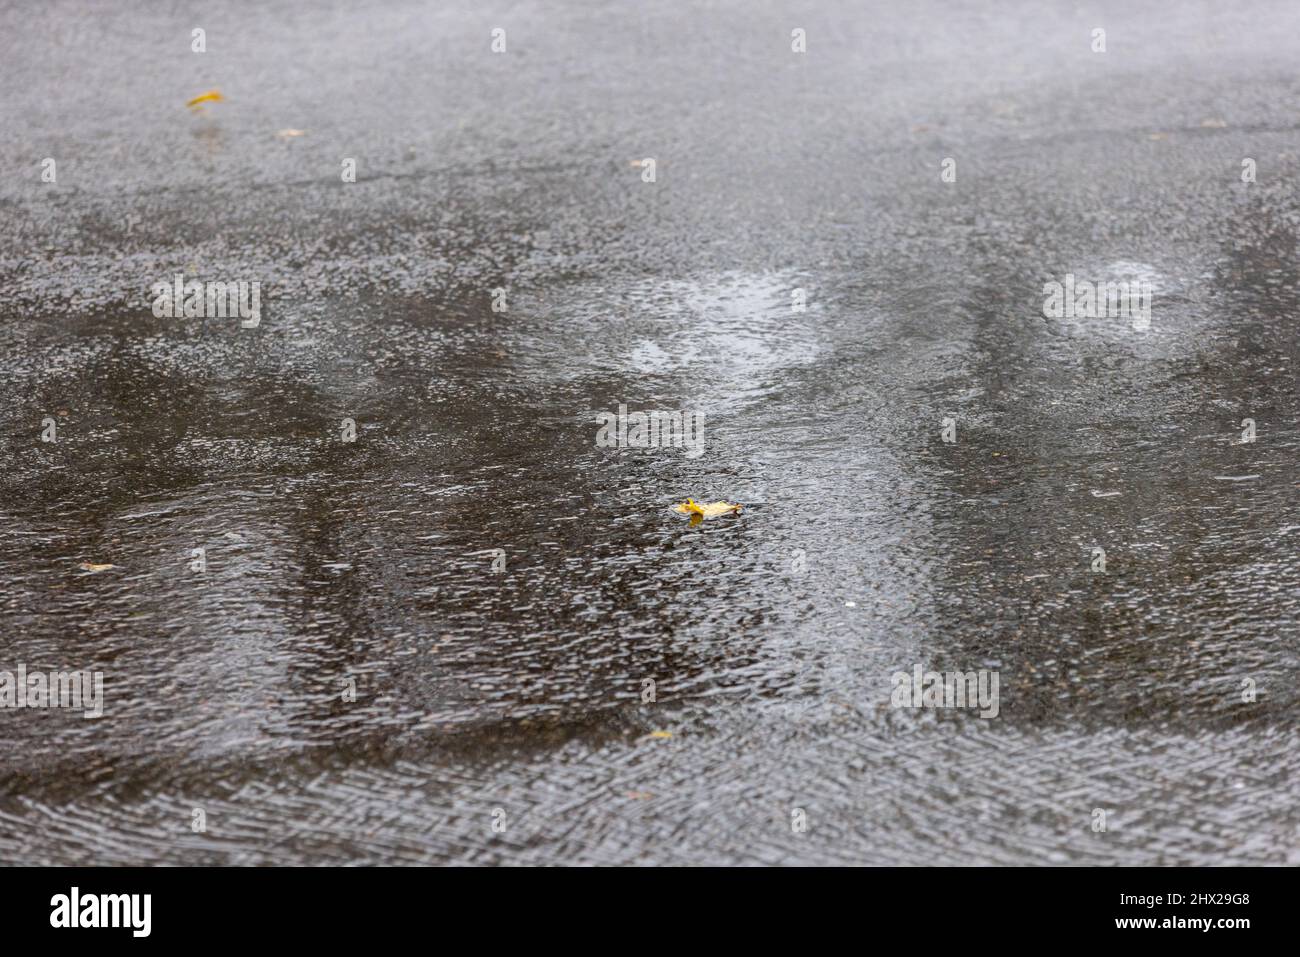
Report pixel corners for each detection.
[0,0,1297,864]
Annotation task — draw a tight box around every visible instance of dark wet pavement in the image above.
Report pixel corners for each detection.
[0,0,1297,864]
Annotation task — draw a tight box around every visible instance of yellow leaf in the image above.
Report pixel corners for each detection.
[78,562,117,573]
[647,731,673,739]
[187,90,224,109]
[673,498,742,520]
[276,128,306,138]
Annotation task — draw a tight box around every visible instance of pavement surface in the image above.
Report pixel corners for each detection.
[0,0,1297,864]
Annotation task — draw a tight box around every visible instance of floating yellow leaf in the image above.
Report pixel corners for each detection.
[674,498,742,521]
[647,731,673,739]
[187,90,224,109]
[78,562,117,573]
[276,128,306,138]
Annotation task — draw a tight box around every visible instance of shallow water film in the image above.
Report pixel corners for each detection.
[0,0,1297,865]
